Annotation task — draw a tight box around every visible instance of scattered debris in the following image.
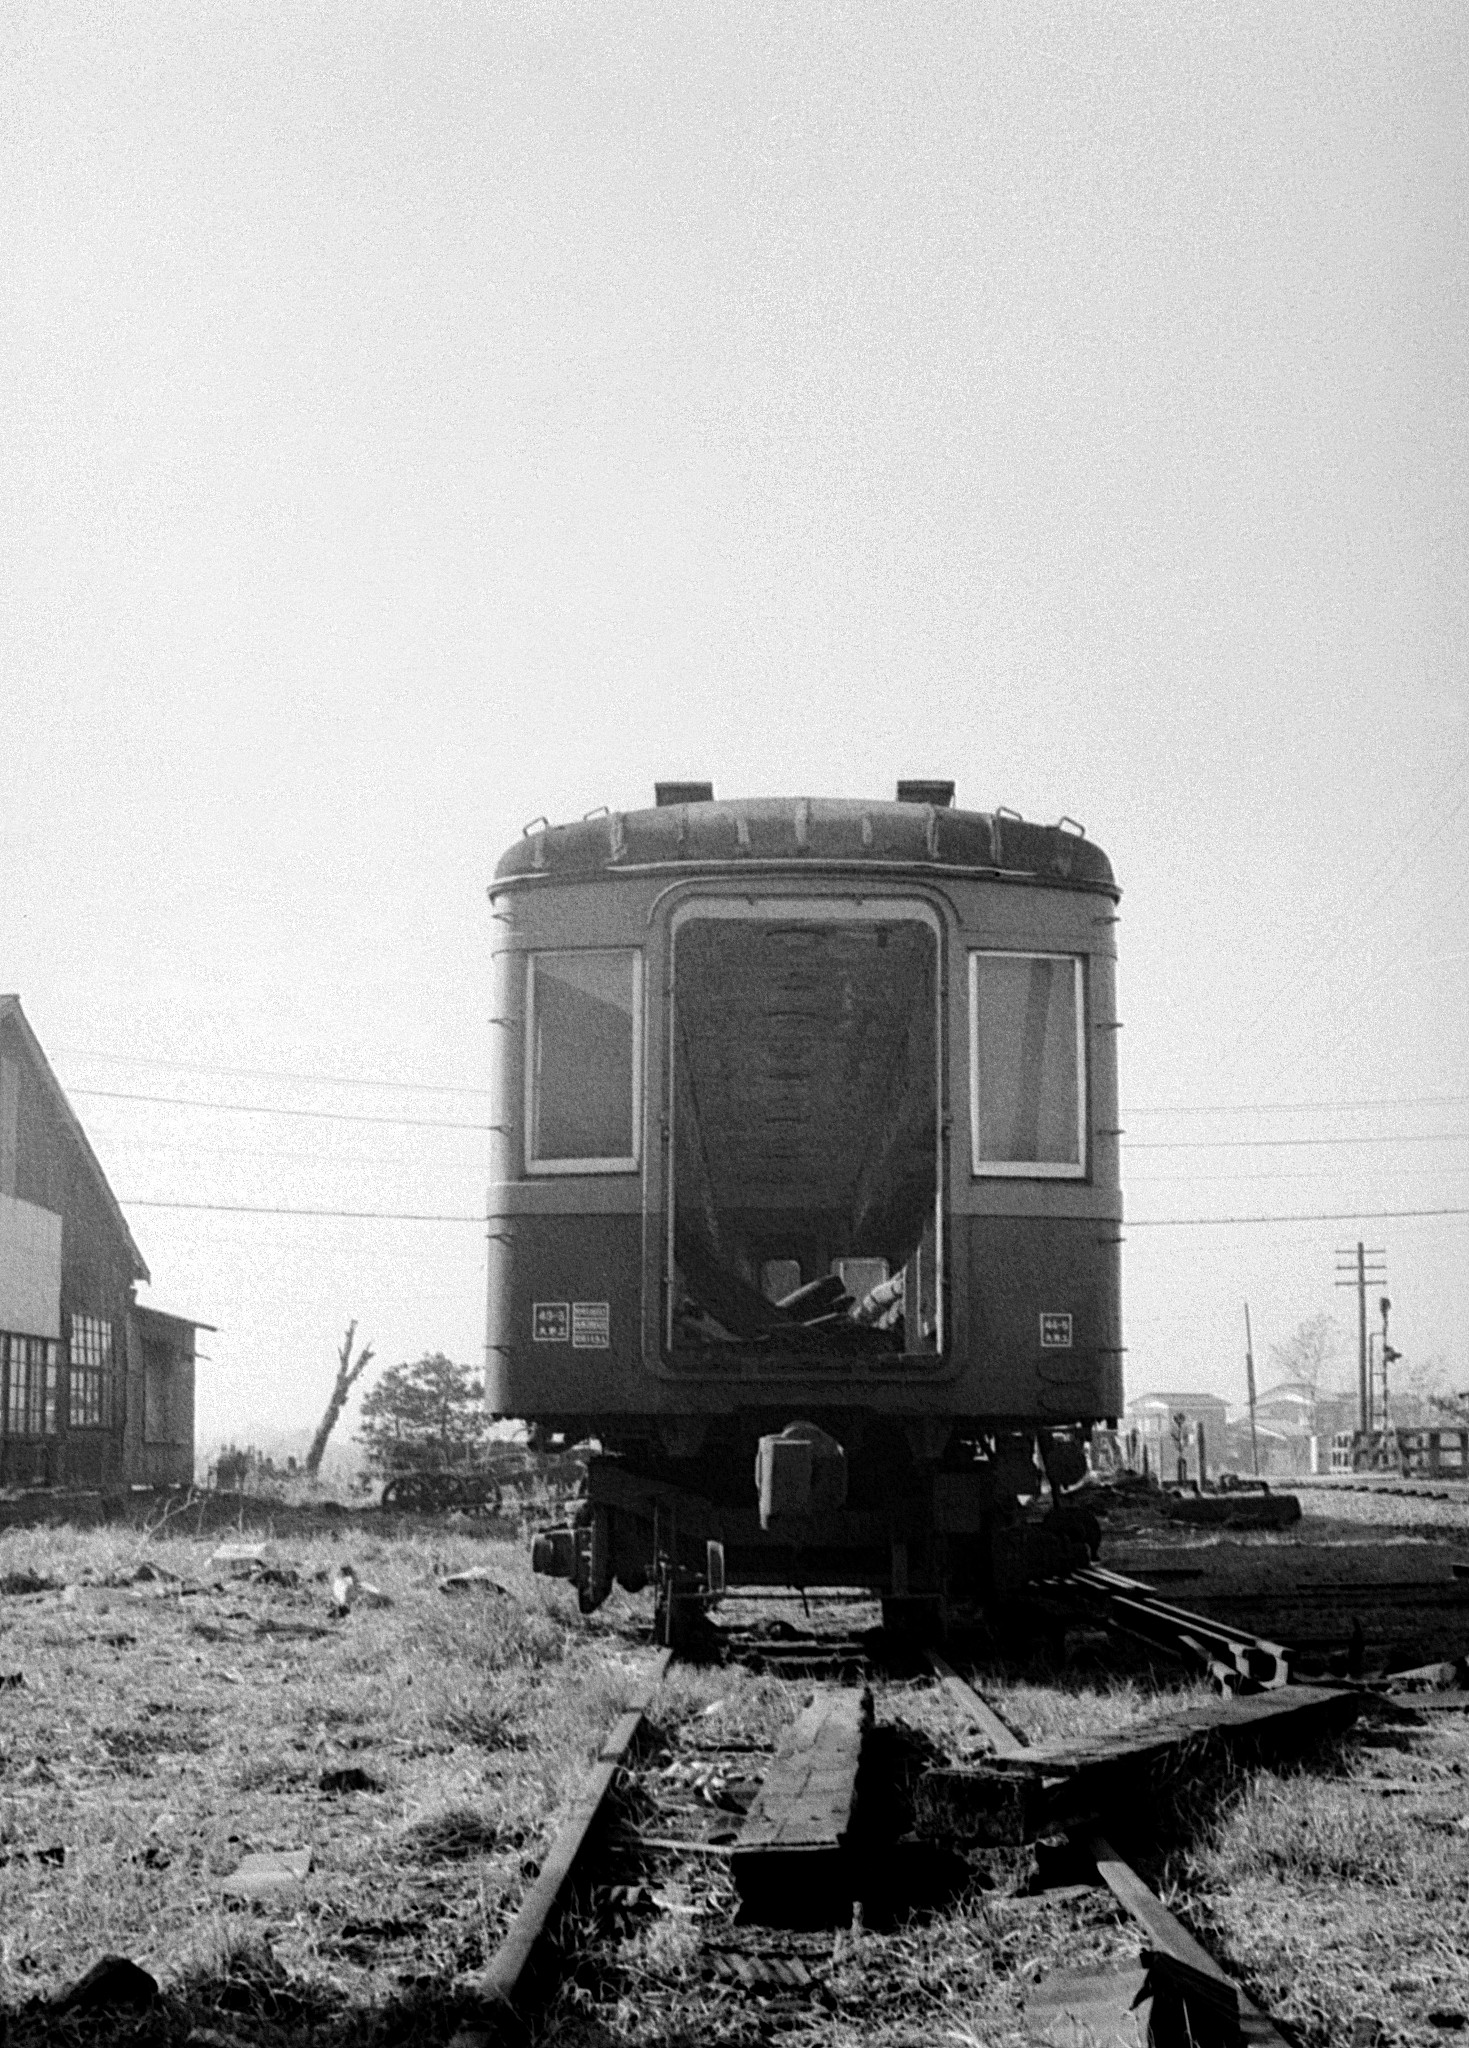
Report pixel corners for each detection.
[1387,1659,1466,1692]
[211,1544,269,1573]
[0,1570,61,1596]
[1024,1959,1150,2046]
[1159,1491,1302,1530]
[53,1954,160,2013]
[113,1560,183,1589]
[220,1847,312,1902]
[319,1765,383,1795]
[440,1567,510,1596]
[0,1843,65,1867]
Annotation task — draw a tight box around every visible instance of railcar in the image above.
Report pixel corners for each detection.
[486,780,1123,1634]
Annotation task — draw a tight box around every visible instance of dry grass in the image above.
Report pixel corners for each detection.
[5,1511,1463,2045]
[1177,1725,1469,2048]
[0,1519,656,2043]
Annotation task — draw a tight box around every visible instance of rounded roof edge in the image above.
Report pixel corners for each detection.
[491,796,1116,895]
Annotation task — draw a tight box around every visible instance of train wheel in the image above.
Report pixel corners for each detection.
[461,1476,504,1518]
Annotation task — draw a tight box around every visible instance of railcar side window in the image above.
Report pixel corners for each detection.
[969,952,1085,1176]
[525,950,641,1173]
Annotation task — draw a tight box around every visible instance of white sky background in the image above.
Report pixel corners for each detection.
[2,3,1466,1449]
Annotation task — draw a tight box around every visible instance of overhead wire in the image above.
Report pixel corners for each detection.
[1125,1129,1469,1150]
[53,1048,494,1096]
[1212,741,1469,1081]
[1123,1091,1469,1115]
[121,1199,485,1220]
[1128,1206,1469,1226]
[68,1088,495,1131]
[117,1196,1469,1226]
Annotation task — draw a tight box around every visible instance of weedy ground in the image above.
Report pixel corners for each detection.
[0,1496,1465,2046]
[0,1518,652,2043]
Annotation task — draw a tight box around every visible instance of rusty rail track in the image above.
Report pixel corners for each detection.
[452,1647,675,2044]
[1061,1562,1294,1691]
[448,1599,1374,2045]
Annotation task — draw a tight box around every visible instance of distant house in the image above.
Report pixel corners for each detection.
[1124,1389,1231,1481]
[0,996,207,1490]
[1230,1379,1360,1476]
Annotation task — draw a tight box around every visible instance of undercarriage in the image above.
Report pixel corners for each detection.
[530,1419,1101,1643]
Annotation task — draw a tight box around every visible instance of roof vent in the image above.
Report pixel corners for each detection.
[655,781,714,806]
[896,780,955,808]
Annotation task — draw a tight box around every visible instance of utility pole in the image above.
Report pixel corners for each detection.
[1243,1300,1260,1478]
[1336,1242,1386,1433]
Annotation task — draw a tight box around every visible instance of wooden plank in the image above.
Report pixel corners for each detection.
[980,1682,1360,1781]
[1087,1834,1293,2048]
[731,1684,870,1920]
[926,1649,1030,1757]
[735,1686,871,1851]
[469,1648,672,2017]
[926,1683,1361,1839]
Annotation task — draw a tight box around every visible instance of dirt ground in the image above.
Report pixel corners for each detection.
[1098,1478,1469,1674]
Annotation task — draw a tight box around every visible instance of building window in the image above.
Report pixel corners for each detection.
[67,1313,113,1429]
[969,951,1086,1177]
[524,950,642,1173]
[2,1333,59,1436]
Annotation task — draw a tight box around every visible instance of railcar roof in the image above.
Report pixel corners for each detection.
[492,796,1116,894]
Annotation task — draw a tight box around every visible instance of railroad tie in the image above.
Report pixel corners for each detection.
[731,1685,871,1924]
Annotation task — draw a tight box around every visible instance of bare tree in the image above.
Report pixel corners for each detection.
[1266,1312,1342,1397]
[305,1321,376,1479]
[1412,1352,1469,1424]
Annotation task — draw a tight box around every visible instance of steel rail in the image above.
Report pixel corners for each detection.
[1063,1564,1292,1691]
[452,1646,674,2043]
[1085,1833,1293,2048]
[924,1648,1030,1756]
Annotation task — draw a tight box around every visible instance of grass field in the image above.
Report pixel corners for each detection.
[1,1501,1466,2045]
[0,1518,657,2043]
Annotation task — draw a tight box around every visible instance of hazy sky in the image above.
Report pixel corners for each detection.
[3,3,1465,1449]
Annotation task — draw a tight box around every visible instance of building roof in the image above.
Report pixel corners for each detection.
[1125,1390,1232,1418]
[0,995,149,1284]
[132,1304,216,1335]
[492,795,1118,895]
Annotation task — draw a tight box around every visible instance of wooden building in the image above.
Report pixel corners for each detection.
[0,996,205,1490]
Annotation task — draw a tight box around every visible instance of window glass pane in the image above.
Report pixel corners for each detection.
[972,953,1083,1170]
[67,1315,112,1426]
[4,1336,59,1436]
[528,951,638,1165]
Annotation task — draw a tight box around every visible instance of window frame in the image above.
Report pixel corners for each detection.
[523,948,644,1177]
[968,949,1088,1179]
[665,894,947,1359]
[66,1313,114,1429]
[2,1331,60,1437]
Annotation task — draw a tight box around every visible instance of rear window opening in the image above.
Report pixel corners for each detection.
[668,908,941,1357]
